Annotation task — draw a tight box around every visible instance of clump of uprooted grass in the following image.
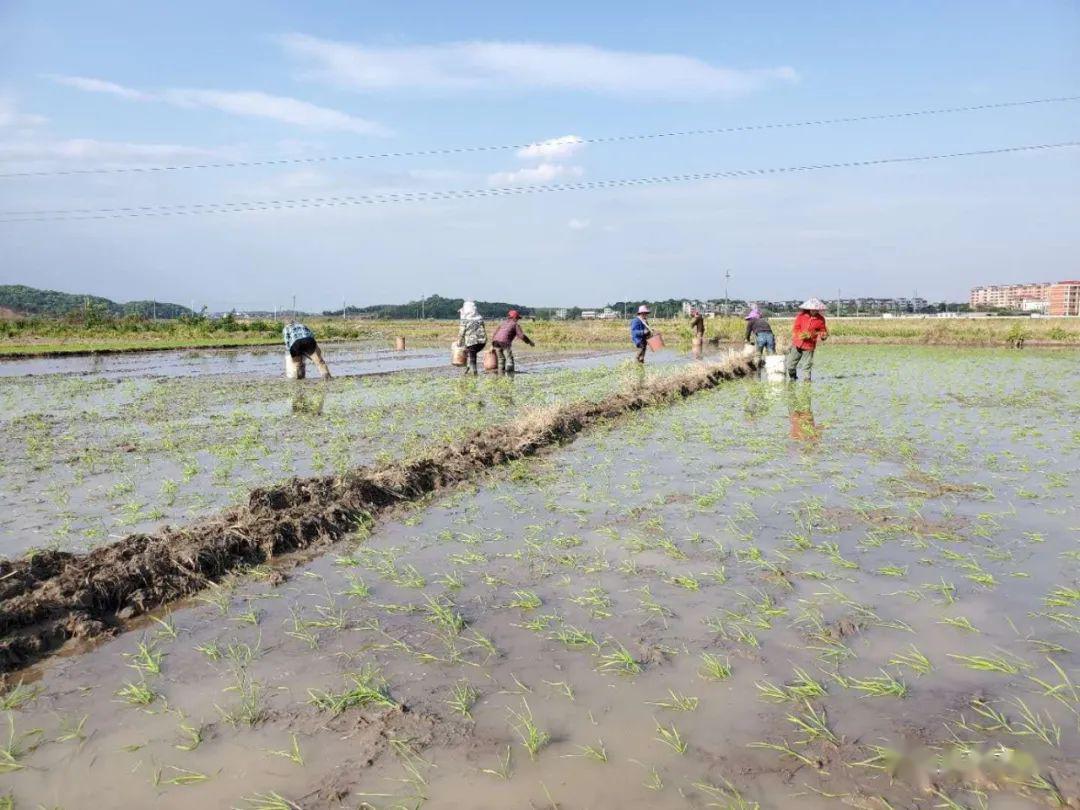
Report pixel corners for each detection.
[0,352,759,674]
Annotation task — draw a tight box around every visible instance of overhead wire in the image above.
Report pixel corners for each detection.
[1,94,1077,179]
[2,140,1076,223]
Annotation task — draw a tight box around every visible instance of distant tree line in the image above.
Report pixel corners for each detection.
[323,295,535,320]
[0,285,191,319]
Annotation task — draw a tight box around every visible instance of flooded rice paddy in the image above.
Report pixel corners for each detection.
[2,345,1079,809]
[0,343,678,556]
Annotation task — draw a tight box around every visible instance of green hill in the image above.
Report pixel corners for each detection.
[0,285,192,319]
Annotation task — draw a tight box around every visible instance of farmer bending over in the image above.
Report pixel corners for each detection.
[784,298,828,381]
[491,309,535,374]
[283,320,331,379]
[744,307,775,357]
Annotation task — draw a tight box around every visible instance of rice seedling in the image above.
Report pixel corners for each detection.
[217,670,267,727]
[664,572,701,591]
[445,681,479,720]
[748,739,822,769]
[422,594,466,636]
[265,734,305,766]
[570,586,614,619]
[1010,698,1061,748]
[234,791,302,810]
[1045,585,1080,608]
[755,667,827,703]
[507,699,549,760]
[549,622,601,651]
[565,740,608,763]
[150,615,179,641]
[543,680,575,701]
[647,689,699,712]
[699,652,733,681]
[160,714,200,751]
[835,669,908,698]
[1027,657,1079,713]
[54,713,88,744]
[888,644,933,675]
[0,682,42,711]
[786,701,839,746]
[124,639,164,676]
[947,652,1026,675]
[0,714,43,774]
[938,616,980,633]
[338,575,371,600]
[116,679,158,707]
[154,765,211,786]
[595,640,643,676]
[692,778,761,809]
[480,745,513,779]
[307,665,398,714]
[647,716,687,757]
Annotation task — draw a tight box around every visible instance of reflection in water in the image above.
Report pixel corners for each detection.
[291,387,326,415]
[786,383,821,443]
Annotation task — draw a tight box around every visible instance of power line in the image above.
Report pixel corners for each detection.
[1,140,1076,224]
[1,95,1078,180]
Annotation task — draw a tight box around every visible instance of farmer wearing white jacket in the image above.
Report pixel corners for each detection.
[456,300,488,376]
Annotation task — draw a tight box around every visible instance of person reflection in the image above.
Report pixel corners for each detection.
[292,387,326,416]
[786,384,821,443]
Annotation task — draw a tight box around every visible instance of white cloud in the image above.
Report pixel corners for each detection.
[281,34,798,99]
[518,135,584,161]
[51,75,388,135]
[0,98,47,130]
[0,138,224,164]
[568,218,591,230]
[488,162,584,187]
[50,75,152,101]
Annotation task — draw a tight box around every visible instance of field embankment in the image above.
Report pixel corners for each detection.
[0,353,757,674]
[2,314,1078,357]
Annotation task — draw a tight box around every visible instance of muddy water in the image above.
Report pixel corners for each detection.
[0,345,702,558]
[3,346,1079,809]
[0,341,685,379]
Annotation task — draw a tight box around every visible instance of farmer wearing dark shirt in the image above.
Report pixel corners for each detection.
[743,308,775,357]
[690,309,705,338]
[283,321,331,379]
[491,309,535,373]
[630,305,653,363]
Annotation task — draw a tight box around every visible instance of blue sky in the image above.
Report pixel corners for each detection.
[1,0,1077,310]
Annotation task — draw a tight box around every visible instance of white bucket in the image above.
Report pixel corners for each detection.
[764,354,786,380]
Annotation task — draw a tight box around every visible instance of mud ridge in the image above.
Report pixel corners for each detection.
[0,354,758,675]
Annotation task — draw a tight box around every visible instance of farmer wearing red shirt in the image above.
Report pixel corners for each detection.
[491,309,535,374]
[784,298,829,381]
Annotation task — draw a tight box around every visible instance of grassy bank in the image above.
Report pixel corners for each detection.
[1,314,1078,356]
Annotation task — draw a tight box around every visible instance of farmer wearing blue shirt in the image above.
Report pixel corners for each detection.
[630,305,653,364]
[283,320,331,379]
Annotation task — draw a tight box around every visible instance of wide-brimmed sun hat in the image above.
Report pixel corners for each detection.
[637,305,651,314]
[508,309,520,319]
[800,298,826,311]
[745,308,761,320]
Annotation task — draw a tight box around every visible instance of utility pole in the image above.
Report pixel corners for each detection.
[292,294,296,318]
[837,289,841,318]
[342,298,346,320]
[421,294,425,320]
[152,300,156,321]
[724,270,731,317]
